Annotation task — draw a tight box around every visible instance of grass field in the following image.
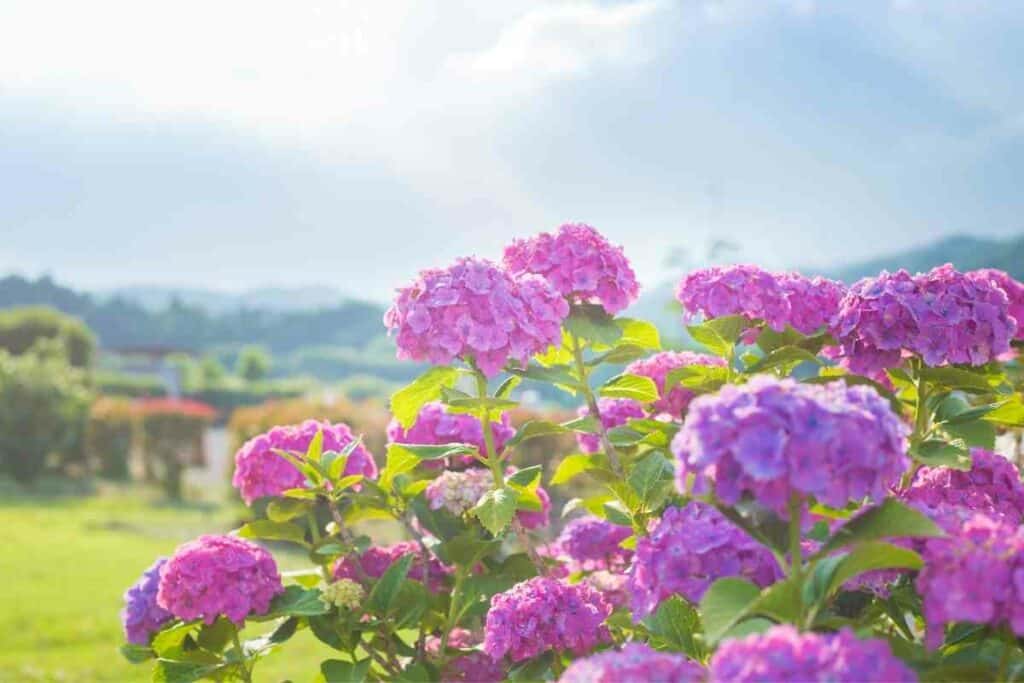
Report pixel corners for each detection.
[0,483,343,682]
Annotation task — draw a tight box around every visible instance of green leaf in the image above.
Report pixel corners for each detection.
[918,366,998,394]
[561,415,600,433]
[747,345,822,374]
[334,474,364,491]
[436,532,501,566]
[306,427,324,463]
[472,486,520,536]
[983,394,1024,427]
[395,662,437,683]
[756,325,807,352]
[565,303,623,346]
[507,465,542,488]
[817,499,944,556]
[389,443,478,461]
[748,576,802,624]
[266,498,311,523]
[380,444,420,492]
[367,554,414,614]
[824,542,922,597]
[495,375,522,399]
[592,344,650,366]
[506,420,570,448]
[153,659,221,683]
[550,453,597,485]
[615,318,661,349]
[628,452,673,509]
[687,315,748,356]
[195,617,234,653]
[699,577,761,646]
[262,585,329,618]
[602,501,633,527]
[237,520,307,545]
[510,363,580,390]
[390,366,459,428]
[444,397,519,413]
[642,595,702,658]
[151,621,199,657]
[910,439,972,470]
[599,373,659,402]
[119,643,154,663]
[665,365,729,394]
[320,658,371,683]
[507,652,553,680]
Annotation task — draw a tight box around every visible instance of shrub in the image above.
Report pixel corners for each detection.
[93,370,168,398]
[235,345,272,382]
[0,306,97,368]
[85,396,136,480]
[136,398,217,499]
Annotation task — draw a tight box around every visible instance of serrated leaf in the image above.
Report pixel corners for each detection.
[602,501,633,526]
[367,554,414,614]
[599,373,659,402]
[391,366,460,428]
[698,577,761,646]
[237,520,307,545]
[642,595,701,658]
[506,420,570,447]
[824,542,922,598]
[262,585,329,618]
[628,452,673,508]
[910,439,972,470]
[816,499,944,556]
[565,303,623,346]
[747,345,822,374]
[615,318,661,349]
[320,658,371,683]
[266,498,311,523]
[153,659,222,683]
[507,465,542,488]
[551,454,596,485]
[665,365,729,394]
[472,486,519,536]
[918,366,999,394]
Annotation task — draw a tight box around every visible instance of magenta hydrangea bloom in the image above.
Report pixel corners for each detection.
[970,268,1024,340]
[708,626,916,682]
[387,402,515,469]
[671,377,909,517]
[483,576,611,662]
[555,516,633,571]
[628,502,782,618]
[424,629,506,683]
[584,570,630,609]
[384,257,569,376]
[121,557,172,645]
[559,643,705,683]
[625,351,726,419]
[425,467,551,529]
[503,223,640,314]
[576,398,645,454]
[832,264,1016,374]
[778,273,847,335]
[917,513,1024,649]
[333,541,451,593]
[676,264,791,332]
[903,448,1024,525]
[156,535,283,626]
[232,419,378,505]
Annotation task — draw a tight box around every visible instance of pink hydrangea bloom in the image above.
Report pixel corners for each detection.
[576,398,645,454]
[969,268,1024,340]
[232,419,378,505]
[903,448,1024,525]
[671,377,909,517]
[156,535,283,626]
[424,629,505,683]
[627,502,782,618]
[333,541,451,593]
[555,516,633,571]
[778,273,847,334]
[676,264,791,332]
[424,467,551,529]
[387,402,515,470]
[559,643,705,683]
[708,626,916,682]
[917,513,1024,649]
[384,257,569,376]
[121,557,172,645]
[483,577,611,662]
[832,264,1016,374]
[625,351,726,419]
[503,223,640,314]
[584,570,630,609]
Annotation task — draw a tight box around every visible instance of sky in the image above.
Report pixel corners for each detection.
[2,0,1023,303]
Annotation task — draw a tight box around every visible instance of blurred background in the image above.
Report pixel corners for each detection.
[2,1,1024,680]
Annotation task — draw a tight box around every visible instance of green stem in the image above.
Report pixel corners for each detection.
[474,369,505,488]
[788,494,805,628]
[439,568,466,664]
[231,627,253,683]
[569,331,623,476]
[551,651,565,677]
[997,627,1015,682]
[901,363,930,489]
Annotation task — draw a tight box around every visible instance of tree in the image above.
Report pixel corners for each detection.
[200,355,227,384]
[0,306,97,368]
[236,345,272,382]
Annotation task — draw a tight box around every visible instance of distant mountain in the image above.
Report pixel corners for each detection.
[98,284,354,314]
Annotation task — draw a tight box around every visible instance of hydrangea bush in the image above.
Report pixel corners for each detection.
[121,226,1024,682]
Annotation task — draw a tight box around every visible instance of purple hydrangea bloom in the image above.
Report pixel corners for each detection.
[584,570,630,609]
[503,223,640,314]
[970,268,1024,340]
[708,626,916,682]
[387,402,515,469]
[483,577,611,662]
[559,643,705,683]
[555,516,633,571]
[232,419,378,505]
[384,257,569,376]
[625,351,726,419]
[333,541,452,593]
[576,398,645,454]
[676,264,791,332]
[832,264,1016,374]
[121,557,173,645]
[778,273,847,334]
[425,467,551,529]
[917,513,1024,649]
[627,502,782,619]
[424,629,506,683]
[903,448,1024,525]
[671,377,909,517]
[157,535,284,626]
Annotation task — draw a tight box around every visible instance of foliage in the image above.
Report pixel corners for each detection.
[136,399,217,499]
[86,396,136,479]
[0,305,96,368]
[95,370,169,398]
[235,345,272,382]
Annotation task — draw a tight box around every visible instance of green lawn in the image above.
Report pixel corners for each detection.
[0,484,341,682]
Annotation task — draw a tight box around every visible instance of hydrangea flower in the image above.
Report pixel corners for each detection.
[387,402,515,470]
[778,273,847,335]
[157,535,283,625]
[425,467,551,529]
[832,264,1016,374]
[576,398,645,453]
[584,570,630,609]
[676,265,791,332]
[969,268,1024,340]
[917,513,1024,649]
[384,257,569,376]
[903,448,1024,525]
[121,557,172,645]
[625,351,726,419]
[425,629,506,683]
[559,642,705,683]
[708,625,916,682]
[232,419,378,505]
[671,377,909,517]
[628,502,782,618]
[321,578,364,610]
[483,576,611,662]
[503,223,640,314]
[333,541,451,593]
[555,516,633,571]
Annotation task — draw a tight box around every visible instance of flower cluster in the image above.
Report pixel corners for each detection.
[576,398,645,454]
[584,570,630,608]
[917,513,1024,649]
[832,264,1016,374]
[671,377,909,517]
[676,264,792,332]
[903,448,1024,525]
[121,557,172,645]
[708,626,916,682]
[321,578,364,610]
[384,257,568,376]
[778,273,847,334]
[970,268,1024,340]
[333,541,451,593]
[387,402,515,469]
[424,629,505,682]
[156,535,283,625]
[559,643,705,683]
[483,577,611,662]
[502,223,639,314]
[555,516,633,571]
[625,351,726,419]
[232,419,378,505]
[425,467,551,529]
[628,502,782,618]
